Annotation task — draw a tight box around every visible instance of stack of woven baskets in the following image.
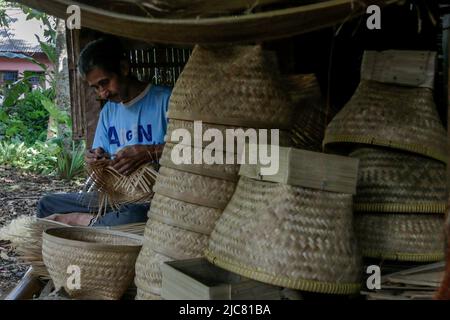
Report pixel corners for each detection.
[134,45,295,300]
[323,50,448,263]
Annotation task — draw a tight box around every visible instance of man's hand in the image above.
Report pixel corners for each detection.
[85,147,110,165]
[111,144,163,176]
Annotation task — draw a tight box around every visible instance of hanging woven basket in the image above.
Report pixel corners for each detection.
[324,50,447,163]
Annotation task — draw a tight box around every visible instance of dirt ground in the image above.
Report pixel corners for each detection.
[0,165,83,298]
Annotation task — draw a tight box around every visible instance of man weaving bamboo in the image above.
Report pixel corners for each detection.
[36,37,171,226]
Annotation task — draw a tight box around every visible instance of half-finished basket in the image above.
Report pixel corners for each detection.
[42,227,143,300]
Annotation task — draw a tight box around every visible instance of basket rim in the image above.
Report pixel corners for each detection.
[204,249,361,295]
[43,227,143,252]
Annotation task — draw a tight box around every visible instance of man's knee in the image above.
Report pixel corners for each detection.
[37,194,55,218]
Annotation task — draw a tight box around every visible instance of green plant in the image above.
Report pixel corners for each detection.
[54,139,86,180]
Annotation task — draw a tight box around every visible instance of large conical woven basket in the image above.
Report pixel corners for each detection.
[143,218,209,260]
[160,143,240,182]
[168,45,294,129]
[324,80,447,162]
[153,166,236,209]
[287,74,336,152]
[354,212,445,262]
[205,176,362,295]
[150,193,222,235]
[165,119,293,150]
[349,147,447,213]
[134,245,172,296]
[323,51,446,163]
[42,227,142,300]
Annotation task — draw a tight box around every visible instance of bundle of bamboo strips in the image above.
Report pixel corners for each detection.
[87,160,158,217]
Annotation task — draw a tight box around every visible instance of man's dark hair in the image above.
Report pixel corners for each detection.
[78,37,126,78]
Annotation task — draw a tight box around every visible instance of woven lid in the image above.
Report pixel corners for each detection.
[153,166,236,209]
[160,143,240,182]
[143,218,209,261]
[135,245,172,296]
[354,212,445,262]
[149,193,223,235]
[323,56,447,163]
[239,146,359,195]
[42,227,142,300]
[205,176,362,294]
[167,45,294,129]
[350,147,447,213]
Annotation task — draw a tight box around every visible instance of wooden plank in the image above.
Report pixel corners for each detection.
[15,0,401,45]
[239,146,359,194]
[4,267,43,300]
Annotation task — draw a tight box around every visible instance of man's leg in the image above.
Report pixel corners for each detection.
[37,192,98,218]
[92,203,149,227]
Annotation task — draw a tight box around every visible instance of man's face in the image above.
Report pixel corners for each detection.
[86,67,122,103]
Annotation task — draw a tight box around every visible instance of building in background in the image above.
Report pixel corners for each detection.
[0,8,52,90]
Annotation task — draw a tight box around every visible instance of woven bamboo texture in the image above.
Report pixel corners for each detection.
[206,176,362,294]
[350,147,447,213]
[88,161,157,214]
[42,227,142,300]
[354,213,445,262]
[165,119,293,150]
[143,218,209,260]
[149,193,223,235]
[323,80,448,163]
[135,288,162,300]
[286,74,337,152]
[168,45,294,129]
[160,143,240,182]
[134,245,172,296]
[153,166,236,209]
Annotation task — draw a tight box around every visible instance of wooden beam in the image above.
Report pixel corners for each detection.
[13,0,401,45]
[3,267,43,300]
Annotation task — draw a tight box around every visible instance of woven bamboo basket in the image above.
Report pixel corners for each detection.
[165,119,293,150]
[143,218,209,260]
[168,45,294,129]
[354,212,445,262]
[88,161,158,214]
[349,147,447,213]
[153,166,236,209]
[149,193,223,235]
[135,288,162,300]
[205,176,362,294]
[286,74,336,152]
[134,245,172,296]
[42,227,143,300]
[324,80,447,163]
[160,142,240,182]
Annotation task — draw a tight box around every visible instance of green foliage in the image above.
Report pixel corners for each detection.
[0,139,86,180]
[0,88,53,144]
[54,139,86,180]
[0,140,58,175]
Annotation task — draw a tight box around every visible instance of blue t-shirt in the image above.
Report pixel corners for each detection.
[92,85,171,156]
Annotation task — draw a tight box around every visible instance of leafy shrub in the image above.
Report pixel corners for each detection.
[0,139,86,180]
